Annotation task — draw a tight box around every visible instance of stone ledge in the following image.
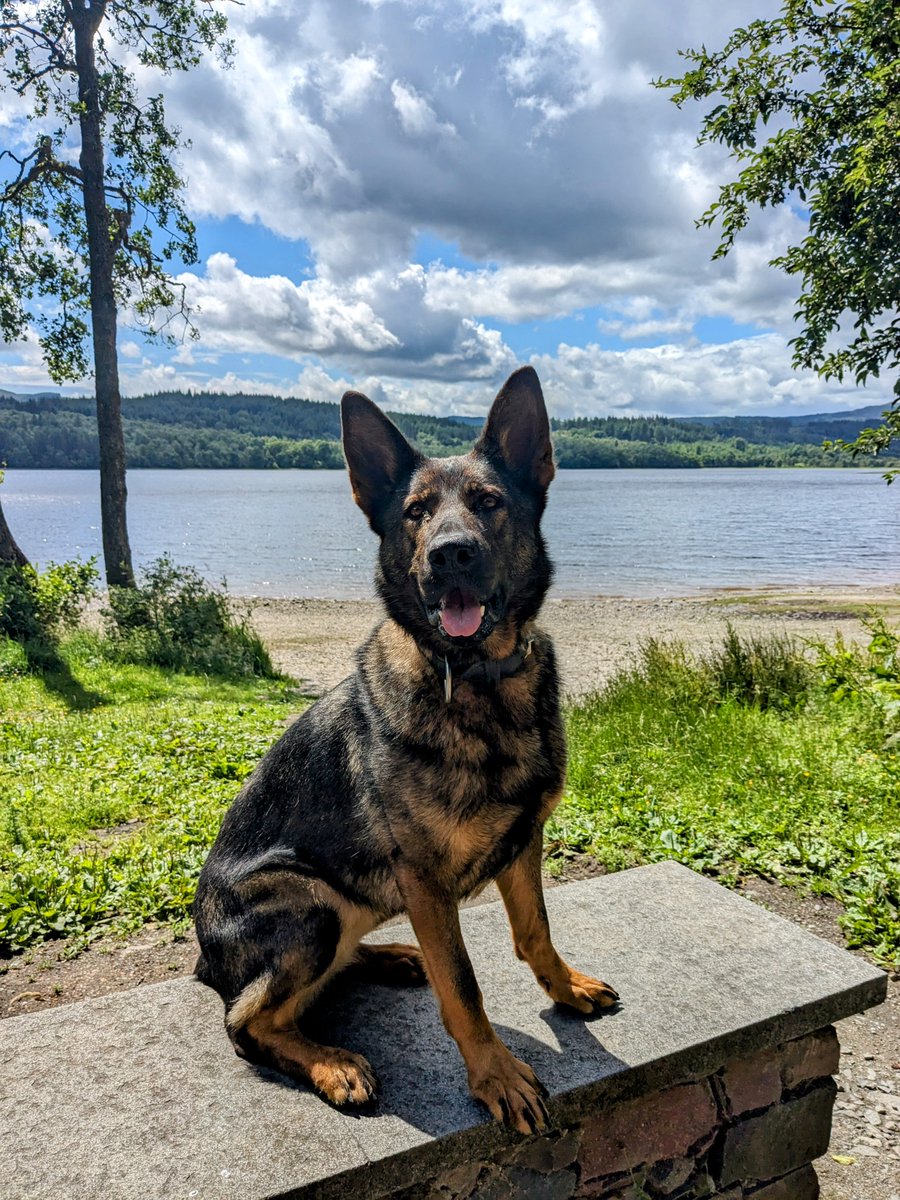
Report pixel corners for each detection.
[0,862,886,1200]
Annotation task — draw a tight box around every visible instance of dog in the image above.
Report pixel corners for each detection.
[194,366,618,1134]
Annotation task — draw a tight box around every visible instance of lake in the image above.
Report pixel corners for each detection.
[2,468,898,598]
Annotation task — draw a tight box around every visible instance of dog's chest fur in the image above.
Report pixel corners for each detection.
[357,621,565,897]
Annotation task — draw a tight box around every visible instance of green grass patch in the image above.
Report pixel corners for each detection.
[1,622,898,969]
[549,630,900,967]
[0,633,300,955]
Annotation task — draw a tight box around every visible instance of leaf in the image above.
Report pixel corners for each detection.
[659,828,680,851]
[830,1154,856,1166]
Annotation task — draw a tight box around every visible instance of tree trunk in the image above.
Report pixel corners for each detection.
[73,2,135,589]
[0,496,29,568]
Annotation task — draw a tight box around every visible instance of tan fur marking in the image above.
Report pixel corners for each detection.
[483,619,518,659]
[332,901,382,972]
[498,829,618,1013]
[377,620,426,678]
[498,674,538,724]
[435,812,499,874]
[226,972,274,1032]
[538,785,565,824]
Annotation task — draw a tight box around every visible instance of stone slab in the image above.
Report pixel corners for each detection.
[0,862,886,1200]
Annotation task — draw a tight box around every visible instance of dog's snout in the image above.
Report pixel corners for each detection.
[428,536,481,574]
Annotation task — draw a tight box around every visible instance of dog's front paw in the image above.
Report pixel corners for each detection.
[309,1048,377,1106]
[467,1044,549,1134]
[546,967,619,1014]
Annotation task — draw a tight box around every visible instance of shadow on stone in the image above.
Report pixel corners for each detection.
[293,972,629,1140]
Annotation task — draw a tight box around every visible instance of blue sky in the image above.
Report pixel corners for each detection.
[1,0,893,419]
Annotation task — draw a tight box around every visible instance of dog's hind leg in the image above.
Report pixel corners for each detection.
[352,942,427,987]
[207,874,382,1106]
[233,980,378,1106]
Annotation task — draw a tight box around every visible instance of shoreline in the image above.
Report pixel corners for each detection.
[243,586,899,698]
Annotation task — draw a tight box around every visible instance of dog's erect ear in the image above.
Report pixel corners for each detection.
[341,390,419,530]
[475,366,555,492]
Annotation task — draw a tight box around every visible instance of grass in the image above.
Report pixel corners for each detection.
[549,632,900,967]
[0,632,300,955]
[1,623,897,967]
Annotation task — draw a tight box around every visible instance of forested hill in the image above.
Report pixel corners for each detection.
[1,389,896,470]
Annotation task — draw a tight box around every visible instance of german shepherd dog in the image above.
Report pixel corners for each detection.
[194,367,618,1133]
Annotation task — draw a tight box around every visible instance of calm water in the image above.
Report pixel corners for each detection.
[2,468,898,598]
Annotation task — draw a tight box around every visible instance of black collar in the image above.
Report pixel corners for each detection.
[427,635,535,702]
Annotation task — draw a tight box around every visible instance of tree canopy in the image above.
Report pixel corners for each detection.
[0,0,229,374]
[658,0,900,476]
[0,0,231,581]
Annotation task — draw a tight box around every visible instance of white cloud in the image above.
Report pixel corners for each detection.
[534,337,892,419]
[391,80,457,137]
[0,335,56,390]
[598,315,694,341]
[318,53,383,120]
[183,252,399,356]
[467,0,646,122]
[176,255,514,382]
[4,0,884,423]
[154,0,783,280]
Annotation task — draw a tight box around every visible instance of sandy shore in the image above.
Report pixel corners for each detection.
[243,587,900,697]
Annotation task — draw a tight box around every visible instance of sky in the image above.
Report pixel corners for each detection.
[0,0,893,419]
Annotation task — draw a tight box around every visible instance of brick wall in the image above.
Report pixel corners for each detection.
[390,1026,839,1200]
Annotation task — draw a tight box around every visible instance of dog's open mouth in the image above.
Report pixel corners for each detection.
[424,588,502,640]
[439,587,484,638]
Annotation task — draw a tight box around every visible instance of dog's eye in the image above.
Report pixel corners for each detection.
[479,493,503,511]
[405,501,427,520]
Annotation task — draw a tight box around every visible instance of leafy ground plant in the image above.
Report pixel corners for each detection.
[0,634,297,955]
[0,558,98,643]
[104,555,277,679]
[549,628,899,967]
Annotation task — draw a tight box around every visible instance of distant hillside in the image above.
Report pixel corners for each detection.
[687,402,889,426]
[0,388,62,402]
[679,406,894,445]
[1,389,896,470]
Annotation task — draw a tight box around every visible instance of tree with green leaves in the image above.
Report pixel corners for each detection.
[0,0,231,585]
[658,0,900,479]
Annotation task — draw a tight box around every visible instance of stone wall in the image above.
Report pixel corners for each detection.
[3,865,885,1200]
[394,1027,840,1200]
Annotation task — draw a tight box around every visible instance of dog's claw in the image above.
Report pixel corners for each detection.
[468,1046,548,1135]
[551,968,619,1014]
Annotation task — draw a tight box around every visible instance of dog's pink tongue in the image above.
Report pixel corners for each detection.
[440,590,482,638]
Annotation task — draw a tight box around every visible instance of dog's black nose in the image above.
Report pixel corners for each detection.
[428,536,481,574]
